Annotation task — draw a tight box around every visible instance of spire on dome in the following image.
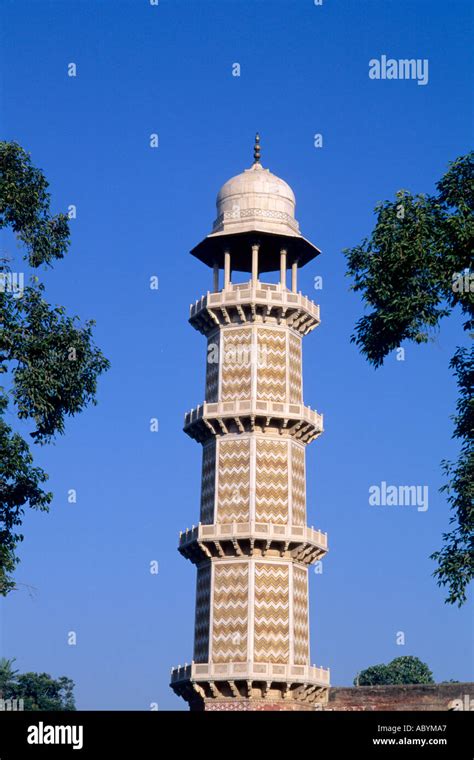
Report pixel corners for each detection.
[253,132,261,164]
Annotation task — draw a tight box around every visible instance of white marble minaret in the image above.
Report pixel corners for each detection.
[171,136,329,711]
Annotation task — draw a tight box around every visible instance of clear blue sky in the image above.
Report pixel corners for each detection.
[1,0,472,709]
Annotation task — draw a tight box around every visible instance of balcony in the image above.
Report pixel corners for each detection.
[184,398,324,443]
[171,661,330,687]
[189,282,320,336]
[178,521,328,565]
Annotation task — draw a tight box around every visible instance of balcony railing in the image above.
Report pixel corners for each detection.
[190,281,320,322]
[171,661,330,686]
[184,399,323,430]
[179,521,328,551]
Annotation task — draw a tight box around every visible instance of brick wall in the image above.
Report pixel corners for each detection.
[325,683,474,711]
[203,699,317,711]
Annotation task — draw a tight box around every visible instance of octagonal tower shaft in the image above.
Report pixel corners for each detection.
[171,148,329,711]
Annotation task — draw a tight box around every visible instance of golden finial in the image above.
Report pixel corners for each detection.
[253,132,261,164]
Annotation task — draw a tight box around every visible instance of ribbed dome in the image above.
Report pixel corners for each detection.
[212,161,300,237]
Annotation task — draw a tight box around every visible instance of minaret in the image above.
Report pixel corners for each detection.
[171,136,329,711]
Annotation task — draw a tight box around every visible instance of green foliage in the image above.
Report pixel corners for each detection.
[0,142,69,267]
[344,153,474,606]
[432,345,473,605]
[0,394,52,594]
[0,657,19,698]
[0,142,110,593]
[0,661,76,710]
[355,656,434,686]
[6,283,109,443]
[345,153,473,366]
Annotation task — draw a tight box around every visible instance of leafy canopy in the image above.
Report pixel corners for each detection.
[0,141,110,594]
[0,658,75,710]
[344,153,473,606]
[355,656,434,686]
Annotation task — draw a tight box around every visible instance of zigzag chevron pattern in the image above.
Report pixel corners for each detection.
[254,563,289,663]
[255,439,289,524]
[193,565,211,663]
[205,334,219,402]
[293,565,309,665]
[217,439,250,522]
[291,442,306,526]
[212,563,248,662]
[288,332,302,403]
[200,441,216,524]
[221,328,252,401]
[257,329,286,402]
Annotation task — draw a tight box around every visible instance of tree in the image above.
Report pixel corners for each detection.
[344,152,473,606]
[0,141,110,594]
[0,657,18,698]
[13,672,76,711]
[355,656,434,686]
[0,660,76,710]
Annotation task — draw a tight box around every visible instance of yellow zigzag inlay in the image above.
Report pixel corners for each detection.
[221,329,252,401]
[212,563,248,663]
[288,332,302,403]
[291,443,306,526]
[200,442,216,524]
[193,565,211,663]
[254,563,289,663]
[206,334,219,402]
[257,330,286,402]
[255,440,288,524]
[293,566,309,664]
[218,440,250,522]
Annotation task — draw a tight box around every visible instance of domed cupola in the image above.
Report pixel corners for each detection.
[191,134,320,273]
[213,134,299,237]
